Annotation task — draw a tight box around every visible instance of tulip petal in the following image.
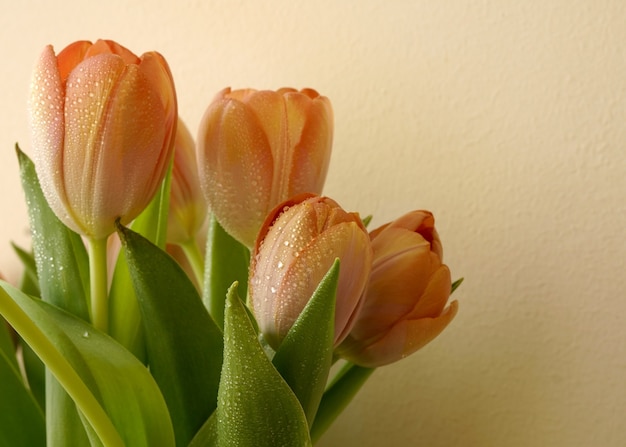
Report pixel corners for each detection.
[354,300,458,367]
[61,53,169,237]
[167,118,206,245]
[198,95,274,246]
[275,221,371,345]
[288,94,333,197]
[137,52,177,137]
[94,62,169,231]
[56,41,93,82]
[86,40,140,65]
[349,237,433,339]
[404,264,451,319]
[60,53,126,234]
[242,90,295,205]
[29,45,67,226]
[371,227,430,264]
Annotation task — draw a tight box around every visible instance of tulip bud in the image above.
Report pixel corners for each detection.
[336,211,458,367]
[28,40,177,239]
[197,87,333,247]
[167,118,207,245]
[249,194,372,349]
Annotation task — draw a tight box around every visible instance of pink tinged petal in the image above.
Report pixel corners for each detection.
[249,195,372,348]
[28,45,70,228]
[288,94,333,197]
[198,96,273,247]
[354,300,459,367]
[86,40,140,65]
[274,221,372,345]
[249,201,321,343]
[137,52,177,134]
[61,53,127,235]
[133,52,178,207]
[240,91,291,206]
[62,54,169,237]
[56,41,93,82]
[92,61,170,235]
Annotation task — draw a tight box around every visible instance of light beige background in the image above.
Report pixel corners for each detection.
[1,1,625,446]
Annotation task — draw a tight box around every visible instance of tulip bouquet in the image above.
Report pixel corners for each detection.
[0,40,460,447]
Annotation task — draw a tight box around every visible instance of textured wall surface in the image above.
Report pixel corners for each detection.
[1,1,625,446]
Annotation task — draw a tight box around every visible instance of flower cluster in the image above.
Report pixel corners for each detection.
[0,39,460,446]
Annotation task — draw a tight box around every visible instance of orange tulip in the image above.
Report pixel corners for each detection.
[28,40,177,239]
[336,211,458,367]
[167,118,207,245]
[249,194,372,349]
[197,87,333,247]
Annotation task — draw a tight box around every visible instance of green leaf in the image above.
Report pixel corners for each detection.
[272,259,339,427]
[17,146,89,319]
[0,318,18,371]
[0,282,176,447]
[117,224,223,447]
[188,411,218,447]
[0,318,45,447]
[12,243,40,297]
[451,277,464,294]
[361,214,373,228]
[217,283,311,447]
[203,216,250,330]
[107,246,146,361]
[17,145,94,445]
[46,373,93,447]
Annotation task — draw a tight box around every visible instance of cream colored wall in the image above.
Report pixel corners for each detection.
[1,1,625,445]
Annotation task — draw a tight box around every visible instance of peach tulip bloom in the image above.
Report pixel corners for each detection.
[28,40,177,239]
[167,118,207,245]
[197,88,333,248]
[249,194,372,349]
[337,211,458,367]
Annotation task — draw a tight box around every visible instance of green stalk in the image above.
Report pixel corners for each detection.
[88,237,109,333]
[310,363,375,444]
[0,288,124,447]
[202,216,250,329]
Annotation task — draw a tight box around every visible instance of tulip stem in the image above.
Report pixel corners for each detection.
[310,362,375,443]
[181,239,205,290]
[88,237,109,333]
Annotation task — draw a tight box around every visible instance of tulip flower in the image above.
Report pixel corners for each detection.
[197,87,333,248]
[28,39,177,240]
[336,211,458,367]
[167,118,207,246]
[249,194,372,349]
[28,39,177,332]
[165,118,208,286]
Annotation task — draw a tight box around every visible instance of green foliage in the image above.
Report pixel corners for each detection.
[203,216,250,329]
[216,283,312,447]
[118,223,223,446]
[0,282,175,447]
[0,318,45,447]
